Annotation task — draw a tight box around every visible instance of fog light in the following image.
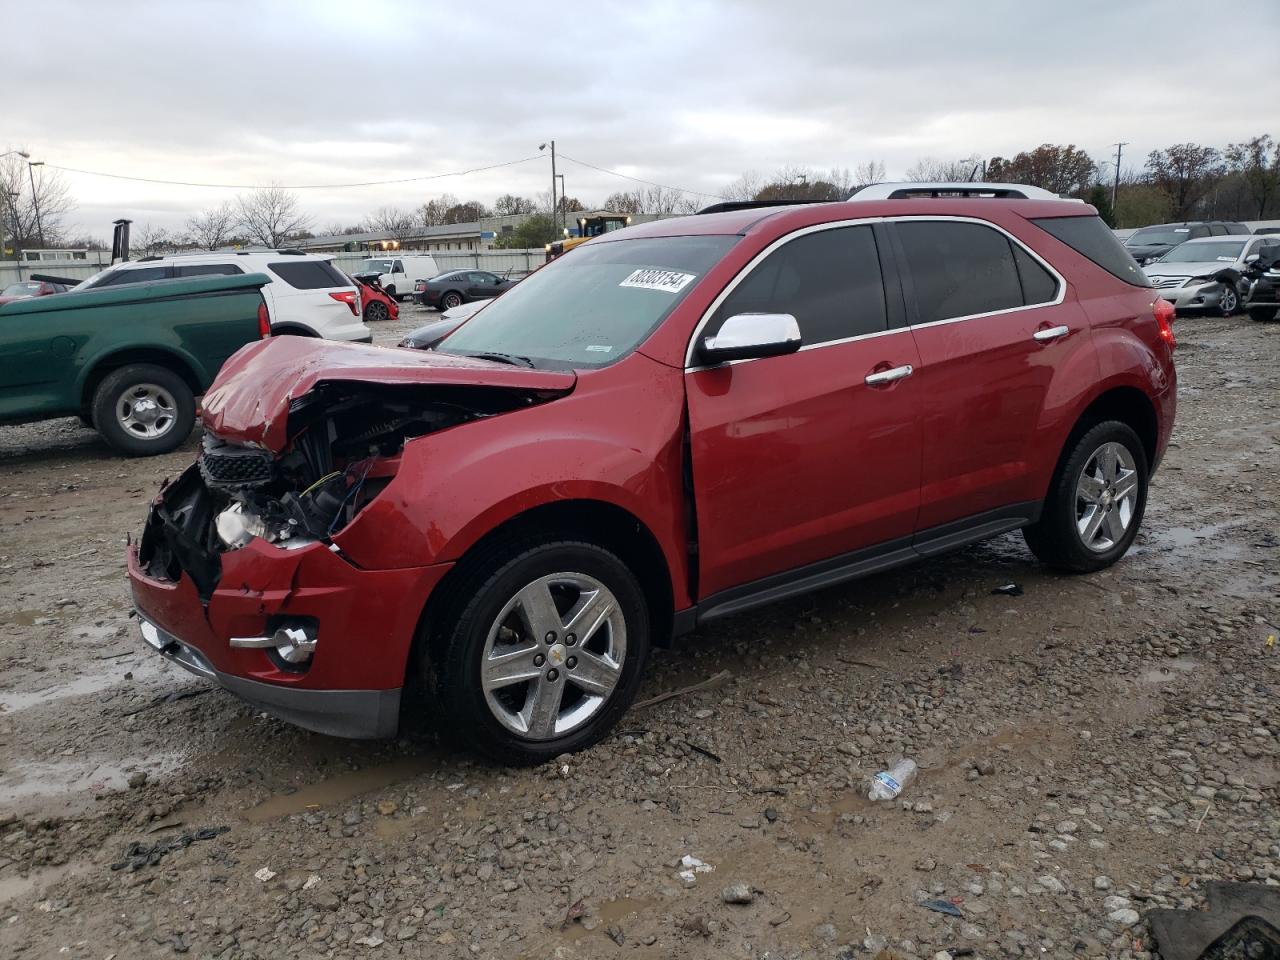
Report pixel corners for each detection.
[230,622,318,664]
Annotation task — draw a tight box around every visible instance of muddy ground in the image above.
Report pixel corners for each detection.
[0,307,1277,960]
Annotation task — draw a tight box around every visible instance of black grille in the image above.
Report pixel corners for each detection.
[199,437,274,488]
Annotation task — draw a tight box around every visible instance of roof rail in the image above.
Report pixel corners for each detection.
[850,182,1070,202]
[697,199,816,215]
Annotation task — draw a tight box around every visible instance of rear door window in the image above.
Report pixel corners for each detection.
[709,225,888,346]
[177,263,244,277]
[268,260,349,290]
[895,220,1024,323]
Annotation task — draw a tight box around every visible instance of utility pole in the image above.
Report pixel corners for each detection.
[1111,142,1127,218]
[27,160,46,249]
[550,140,557,238]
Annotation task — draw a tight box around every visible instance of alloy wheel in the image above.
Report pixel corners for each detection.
[1075,441,1139,552]
[480,572,627,741]
[116,383,178,440]
[1219,286,1238,315]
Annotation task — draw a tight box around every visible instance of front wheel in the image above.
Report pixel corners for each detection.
[1023,421,1149,572]
[91,364,195,457]
[1217,284,1240,317]
[364,300,389,322]
[431,541,651,764]
[1247,306,1278,322]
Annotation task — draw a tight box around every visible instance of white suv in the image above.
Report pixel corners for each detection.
[76,250,371,342]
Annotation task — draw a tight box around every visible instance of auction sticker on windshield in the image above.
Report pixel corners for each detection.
[620,268,697,293]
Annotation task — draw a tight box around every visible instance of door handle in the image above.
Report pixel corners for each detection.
[1033,324,1070,342]
[864,364,913,386]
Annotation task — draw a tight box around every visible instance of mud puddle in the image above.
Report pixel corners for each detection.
[1136,657,1200,685]
[242,753,447,823]
[0,863,86,906]
[0,655,165,713]
[0,750,187,814]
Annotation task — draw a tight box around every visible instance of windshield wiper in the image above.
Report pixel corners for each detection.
[466,351,536,368]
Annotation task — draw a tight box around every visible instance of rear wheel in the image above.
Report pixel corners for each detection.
[364,300,389,322]
[1247,306,1278,322]
[1023,421,1148,573]
[430,540,651,764]
[91,364,195,457]
[441,291,464,310]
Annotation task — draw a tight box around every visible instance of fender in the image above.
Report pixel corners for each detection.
[331,352,694,609]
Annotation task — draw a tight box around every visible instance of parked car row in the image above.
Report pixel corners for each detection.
[0,279,72,304]
[1124,220,1250,265]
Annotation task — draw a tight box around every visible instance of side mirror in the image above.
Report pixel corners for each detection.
[1244,254,1260,264]
[699,313,801,364]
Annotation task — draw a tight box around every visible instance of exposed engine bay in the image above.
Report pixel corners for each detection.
[140,381,561,597]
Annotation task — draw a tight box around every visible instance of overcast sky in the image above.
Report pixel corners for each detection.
[8,0,1278,239]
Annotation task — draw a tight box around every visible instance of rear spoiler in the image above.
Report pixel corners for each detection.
[29,273,83,286]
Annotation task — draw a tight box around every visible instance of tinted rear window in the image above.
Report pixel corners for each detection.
[1033,216,1151,287]
[268,260,349,289]
[177,263,244,277]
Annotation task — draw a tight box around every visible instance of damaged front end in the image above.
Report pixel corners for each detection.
[140,378,569,599]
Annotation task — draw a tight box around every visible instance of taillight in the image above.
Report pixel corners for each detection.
[1154,298,1176,348]
[257,302,271,339]
[329,290,359,317]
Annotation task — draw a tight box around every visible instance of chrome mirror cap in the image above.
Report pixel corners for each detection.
[699,313,801,364]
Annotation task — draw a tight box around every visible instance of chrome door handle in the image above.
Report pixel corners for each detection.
[1033,325,1070,342]
[864,364,913,386]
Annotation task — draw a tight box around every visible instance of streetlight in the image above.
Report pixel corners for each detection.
[1,150,30,160]
[27,160,44,249]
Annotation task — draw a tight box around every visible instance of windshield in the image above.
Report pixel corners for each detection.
[437,235,736,369]
[1127,228,1192,247]
[360,259,394,273]
[1,282,41,297]
[1157,241,1246,263]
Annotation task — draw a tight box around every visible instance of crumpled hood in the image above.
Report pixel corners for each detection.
[201,336,576,451]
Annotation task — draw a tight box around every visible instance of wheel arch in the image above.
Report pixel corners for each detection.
[1054,385,1159,485]
[79,347,204,413]
[270,323,320,337]
[409,498,677,690]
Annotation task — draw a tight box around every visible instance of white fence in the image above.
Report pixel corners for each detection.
[0,249,547,288]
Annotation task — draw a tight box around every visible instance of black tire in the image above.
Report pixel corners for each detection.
[1023,420,1148,573]
[272,326,319,337]
[429,540,651,765]
[364,300,389,323]
[384,284,397,300]
[1247,306,1278,322]
[1217,283,1240,317]
[441,290,464,310]
[91,364,195,457]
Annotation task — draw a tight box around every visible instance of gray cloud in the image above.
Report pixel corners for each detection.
[11,0,1277,235]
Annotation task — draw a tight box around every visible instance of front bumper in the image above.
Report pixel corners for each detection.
[1152,281,1227,310]
[128,470,452,738]
[136,616,402,738]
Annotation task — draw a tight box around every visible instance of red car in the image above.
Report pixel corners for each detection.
[350,272,400,323]
[128,184,1176,762]
[0,279,70,304]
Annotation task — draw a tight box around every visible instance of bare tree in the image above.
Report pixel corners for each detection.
[367,206,418,243]
[852,160,887,188]
[1145,143,1225,220]
[137,223,180,256]
[417,194,460,227]
[603,191,644,214]
[493,194,537,216]
[0,152,74,250]
[721,170,766,201]
[185,202,237,250]
[1225,135,1280,219]
[904,155,984,182]
[235,186,312,247]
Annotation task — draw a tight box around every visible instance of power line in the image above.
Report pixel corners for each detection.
[41,154,545,190]
[558,152,725,200]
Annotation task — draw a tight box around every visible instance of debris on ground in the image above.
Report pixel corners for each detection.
[109,826,231,871]
[678,855,715,887]
[990,583,1024,596]
[920,899,965,918]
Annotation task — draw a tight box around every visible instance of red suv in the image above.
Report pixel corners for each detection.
[128,183,1176,763]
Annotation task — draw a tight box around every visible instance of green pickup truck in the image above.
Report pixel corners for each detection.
[0,272,271,456]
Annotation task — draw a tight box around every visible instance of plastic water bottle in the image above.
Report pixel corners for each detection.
[868,759,918,801]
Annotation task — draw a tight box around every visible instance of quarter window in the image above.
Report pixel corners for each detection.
[896,221,1025,324]
[1011,243,1059,305]
[709,225,887,346]
[268,260,349,290]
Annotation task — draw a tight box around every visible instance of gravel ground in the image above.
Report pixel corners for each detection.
[0,309,1277,960]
